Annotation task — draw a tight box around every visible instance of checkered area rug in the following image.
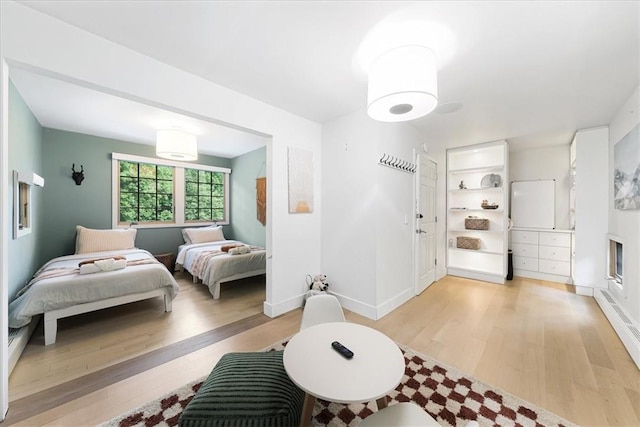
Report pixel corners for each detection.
[101,341,577,427]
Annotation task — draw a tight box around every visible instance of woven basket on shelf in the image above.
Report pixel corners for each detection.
[457,236,481,250]
[464,217,489,230]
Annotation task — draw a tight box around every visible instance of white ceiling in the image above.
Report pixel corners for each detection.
[12,1,640,154]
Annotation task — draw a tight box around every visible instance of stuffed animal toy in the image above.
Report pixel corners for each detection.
[304,274,330,304]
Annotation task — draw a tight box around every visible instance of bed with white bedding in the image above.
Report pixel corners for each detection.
[176,240,266,299]
[9,248,179,345]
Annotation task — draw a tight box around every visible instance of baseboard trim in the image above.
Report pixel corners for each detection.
[594,289,640,370]
[375,288,414,320]
[513,269,573,284]
[330,292,377,320]
[448,267,505,284]
[8,315,40,376]
[268,288,416,322]
[263,294,303,318]
[575,285,594,296]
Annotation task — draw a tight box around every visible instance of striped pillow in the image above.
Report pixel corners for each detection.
[75,226,137,254]
[179,351,304,427]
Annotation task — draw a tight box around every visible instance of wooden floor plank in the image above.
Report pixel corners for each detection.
[5,312,269,425]
[6,274,640,427]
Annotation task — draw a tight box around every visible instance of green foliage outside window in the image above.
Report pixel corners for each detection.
[185,168,225,222]
[119,161,174,223]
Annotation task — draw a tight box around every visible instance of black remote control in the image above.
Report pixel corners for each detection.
[331,341,354,359]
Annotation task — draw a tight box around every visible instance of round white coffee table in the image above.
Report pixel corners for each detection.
[283,322,405,426]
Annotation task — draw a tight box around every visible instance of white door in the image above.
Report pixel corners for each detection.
[415,154,437,295]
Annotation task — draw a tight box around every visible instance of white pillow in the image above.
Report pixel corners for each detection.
[183,226,225,244]
[75,226,137,254]
[181,225,221,244]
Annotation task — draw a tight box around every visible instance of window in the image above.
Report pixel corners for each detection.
[112,153,230,228]
[607,233,625,297]
[119,161,174,223]
[185,168,226,222]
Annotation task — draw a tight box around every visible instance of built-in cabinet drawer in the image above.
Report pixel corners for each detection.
[511,230,539,245]
[539,259,571,276]
[539,232,571,248]
[513,256,538,272]
[511,243,538,258]
[510,229,573,282]
[538,245,571,262]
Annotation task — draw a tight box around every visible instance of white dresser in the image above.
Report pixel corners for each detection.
[510,228,573,284]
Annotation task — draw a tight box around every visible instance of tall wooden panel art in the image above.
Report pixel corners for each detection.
[256,177,266,225]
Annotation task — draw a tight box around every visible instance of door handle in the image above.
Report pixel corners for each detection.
[416,213,424,219]
[416,229,427,234]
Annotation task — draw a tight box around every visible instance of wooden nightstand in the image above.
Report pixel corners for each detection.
[153,252,175,272]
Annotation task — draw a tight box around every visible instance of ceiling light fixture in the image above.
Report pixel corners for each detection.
[156,129,198,161]
[367,45,438,122]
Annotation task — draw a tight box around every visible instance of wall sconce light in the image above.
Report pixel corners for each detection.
[72,164,84,185]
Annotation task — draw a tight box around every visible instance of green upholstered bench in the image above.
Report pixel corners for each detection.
[179,350,305,427]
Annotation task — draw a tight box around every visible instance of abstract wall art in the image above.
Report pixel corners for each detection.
[287,146,314,213]
[614,123,640,210]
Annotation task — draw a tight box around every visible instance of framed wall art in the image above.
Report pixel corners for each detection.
[614,123,640,210]
[287,146,314,213]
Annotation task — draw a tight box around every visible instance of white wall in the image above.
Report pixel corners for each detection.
[0,2,322,317]
[608,86,640,322]
[509,146,571,230]
[321,109,425,319]
[573,127,609,292]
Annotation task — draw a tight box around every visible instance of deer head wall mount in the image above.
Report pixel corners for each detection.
[72,164,84,185]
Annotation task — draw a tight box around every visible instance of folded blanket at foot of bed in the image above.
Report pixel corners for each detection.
[79,258,127,275]
[78,255,127,267]
[228,246,250,255]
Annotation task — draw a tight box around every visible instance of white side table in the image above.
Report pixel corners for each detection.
[283,322,405,426]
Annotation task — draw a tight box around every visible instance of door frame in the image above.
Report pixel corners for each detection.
[1,56,9,421]
[414,151,438,295]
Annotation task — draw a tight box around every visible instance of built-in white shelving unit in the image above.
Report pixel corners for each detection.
[446,140,509,284]
[570,127,609,296]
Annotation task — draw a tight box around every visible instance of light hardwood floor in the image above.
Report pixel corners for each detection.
[6,272,640,426]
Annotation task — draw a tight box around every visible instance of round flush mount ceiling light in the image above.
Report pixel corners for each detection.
[367,45,438,122]
[156,129,198,161]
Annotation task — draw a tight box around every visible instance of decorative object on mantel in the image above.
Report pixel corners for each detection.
[71,164,84,185]
[481,173,502,188]
[613,123,639,210]
[481,199,499,209]
[378,153,416,173]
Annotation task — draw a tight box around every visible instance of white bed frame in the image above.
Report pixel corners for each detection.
[188,268,266,299]
[43,288,173,345]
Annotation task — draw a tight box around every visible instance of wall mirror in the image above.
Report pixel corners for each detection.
[13,170,44,239]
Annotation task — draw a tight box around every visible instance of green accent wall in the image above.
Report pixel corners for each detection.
[229,146,266,248]
[40,128,232,263]
[8,81,43,300]
[3,103,264,301]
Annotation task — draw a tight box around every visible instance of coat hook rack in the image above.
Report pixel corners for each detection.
[378,153,416,174]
